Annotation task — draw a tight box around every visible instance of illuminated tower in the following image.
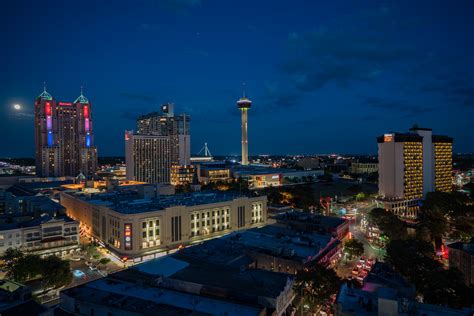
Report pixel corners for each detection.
[34,85,97,177]
[237,95,252,165]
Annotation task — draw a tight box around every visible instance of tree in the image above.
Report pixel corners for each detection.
[0,248,24,278]
[385,238,473,308]
[40,256,72,291]
[99,257,111,266]
[419,191,472,241]
[369,208,408,241]
[294,265,342,309]
[344,238,364,259]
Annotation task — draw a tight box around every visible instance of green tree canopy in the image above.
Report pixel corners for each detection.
[369,208,408,240]
[386,238,473,308]
[294,265,342,308]
[344,238,364,259]
[40,256,72,291]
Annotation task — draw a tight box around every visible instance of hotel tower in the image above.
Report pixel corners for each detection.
[377,126,453,218]
[34,86,98,178]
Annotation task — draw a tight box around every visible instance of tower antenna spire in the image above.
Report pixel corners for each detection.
[80,85,83,95]
[43,81,47,92]
[242,82,246,98]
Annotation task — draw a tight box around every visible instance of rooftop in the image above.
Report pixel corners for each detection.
[61,269,263,315]
[448,239,474,255]
[0,214,76,231]
[66,190,258,214]
[274,210,347,229]
[229,225,334,261]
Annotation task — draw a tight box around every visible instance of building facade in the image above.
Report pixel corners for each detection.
[136,103,191,167]
[170,165,195,186]
[377,127,453,218]
[34,87,97,178]
[350,162,378,174]
[448,239,474,286]
[126,104,191,184]
[60,189,267,261]
[0,215,80,257]
[125,131,171,183]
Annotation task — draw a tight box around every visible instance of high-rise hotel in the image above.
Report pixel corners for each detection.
[125,103,191,184]
[377,127,453,218]
[34,87,97,177]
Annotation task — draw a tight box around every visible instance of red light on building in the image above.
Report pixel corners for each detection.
[83,105,89,118]
[45,103,51,115]
[58,102,72,106]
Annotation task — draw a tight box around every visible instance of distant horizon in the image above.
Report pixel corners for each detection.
[3,152,474,161]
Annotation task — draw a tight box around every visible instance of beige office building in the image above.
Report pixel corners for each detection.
[60,189,267,262]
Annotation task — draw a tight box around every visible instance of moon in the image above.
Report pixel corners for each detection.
[13,104,21,110]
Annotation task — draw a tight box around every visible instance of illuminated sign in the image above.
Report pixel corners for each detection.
[85,118,90,132]
[83,105,89,118]
[58,102,72,106]
[124,223,132,250]
[86,134,91,147]
[45,103,51,116]
[384,134,393,142]
[47,131,53,146]
[271,175,279,179]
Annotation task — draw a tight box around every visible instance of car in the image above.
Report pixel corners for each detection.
[352,268,359,276]
[89,265,97,271]
[356,262,363,269]
[70,256,81,262]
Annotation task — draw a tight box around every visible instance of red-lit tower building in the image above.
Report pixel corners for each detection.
[34,86,97,178]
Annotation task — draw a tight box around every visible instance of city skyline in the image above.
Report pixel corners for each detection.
[2,0,474,157]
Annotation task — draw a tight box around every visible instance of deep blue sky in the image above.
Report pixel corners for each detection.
[2,0,473,157]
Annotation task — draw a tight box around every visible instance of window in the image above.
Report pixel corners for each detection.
[155,229,159,235]
[142,222,147,228]
[191,214,194,220]
[142,232,146,238]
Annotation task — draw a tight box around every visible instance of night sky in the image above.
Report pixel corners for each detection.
[2,0,473,157]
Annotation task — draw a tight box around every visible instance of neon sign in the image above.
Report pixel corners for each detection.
[124,223,132,250]
[58,102,72,106]
[384,134,393,142]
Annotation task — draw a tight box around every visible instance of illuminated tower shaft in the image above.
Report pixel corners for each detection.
[241,109,249,165]
[237,97,252,166]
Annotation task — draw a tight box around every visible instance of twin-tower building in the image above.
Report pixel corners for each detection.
[34,87,97,178]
